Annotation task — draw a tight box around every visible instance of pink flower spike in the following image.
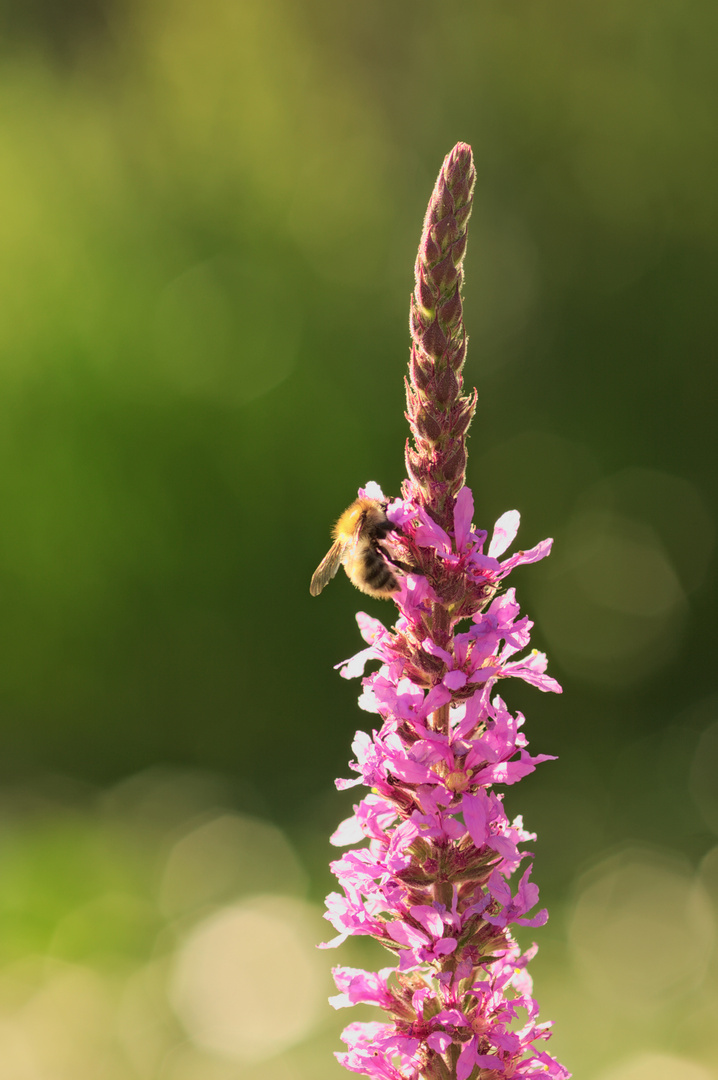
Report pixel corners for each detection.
[316,143,569,1080]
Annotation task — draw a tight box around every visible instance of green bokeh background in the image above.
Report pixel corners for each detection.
[0,1,716,1077]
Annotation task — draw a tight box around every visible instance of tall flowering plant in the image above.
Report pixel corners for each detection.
[318,145,569,1080]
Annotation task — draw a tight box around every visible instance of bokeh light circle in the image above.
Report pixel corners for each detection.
[569,848,715,1006]
[169,895,326,1062]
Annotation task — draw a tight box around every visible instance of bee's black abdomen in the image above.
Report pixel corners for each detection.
[363,551,399,592]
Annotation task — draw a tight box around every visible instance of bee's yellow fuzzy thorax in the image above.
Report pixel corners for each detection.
[333,499,373,541]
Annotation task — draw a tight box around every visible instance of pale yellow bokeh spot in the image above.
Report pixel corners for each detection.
[159,811,307,917]
[170,896,328,1062]
[0,963,119,1080]
[569,848,715,1007]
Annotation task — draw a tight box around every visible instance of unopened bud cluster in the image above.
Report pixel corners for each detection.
[405,144,478,534]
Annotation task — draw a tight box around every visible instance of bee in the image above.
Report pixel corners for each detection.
[310,498,409,599]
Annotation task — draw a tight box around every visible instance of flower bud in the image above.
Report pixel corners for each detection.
[420,318,449,361]
[438,292,463,333]
[409,350,432,392]
[415,407,442,443]
[435,365,459,405]
[429,253,458,292]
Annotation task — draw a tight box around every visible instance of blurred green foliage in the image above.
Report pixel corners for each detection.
[0,0,716,1075]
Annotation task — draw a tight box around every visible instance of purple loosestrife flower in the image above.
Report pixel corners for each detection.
[319,145,569,1080]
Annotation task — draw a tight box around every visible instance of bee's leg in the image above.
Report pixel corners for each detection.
[380,547,421,575]
[393,557,420,574]
[377,520,422,575]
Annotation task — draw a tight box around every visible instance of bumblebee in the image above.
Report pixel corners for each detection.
[310,498,408,599]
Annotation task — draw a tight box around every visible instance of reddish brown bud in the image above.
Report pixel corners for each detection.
[405,381,420,415]
[415,268,436,318]
[451,233,468,267]
[415,408,442,443]
[449,332,467,371]
[409,349,432,392]
[450,179,471,209]
[454,201,473,231]
[439,292,462,332]
[409,301,425,342]
[405,442,428,485]
[421,318,448,361]
[432,217,460,252]
[451,389,477,437]
[421,233,441,266]
[442,441,467,482]
[436,185,456,220]
[429,253,458,293]
[435,365,459,405]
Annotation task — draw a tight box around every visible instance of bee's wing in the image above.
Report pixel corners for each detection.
[310,538,351,596]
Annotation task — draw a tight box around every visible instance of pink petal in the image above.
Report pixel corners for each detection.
[330,816,364,846]
[410,905,444,937]
[427,1032,452,1053]
[462,792,489,846]
[356,611,389,644]
[499,537,553,574]
[456,1040,477,1080]
[488,510,520,558]
[386,921,429,948]
[453,486,474,552]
